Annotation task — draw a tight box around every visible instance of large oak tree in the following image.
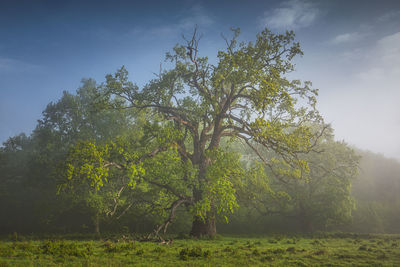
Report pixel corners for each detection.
[65,28,324,237]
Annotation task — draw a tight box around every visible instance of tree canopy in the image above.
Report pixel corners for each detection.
[3,27,400,237]
[64,27,325,237]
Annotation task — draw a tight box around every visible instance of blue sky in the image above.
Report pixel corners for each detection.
[1,0,400,160]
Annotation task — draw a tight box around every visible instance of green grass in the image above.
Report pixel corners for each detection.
[1,234,400,266]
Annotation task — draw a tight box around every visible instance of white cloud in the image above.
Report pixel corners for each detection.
[327,32,400,159]
[126,4,214,40]
[376,32,400,68]
[260,0,319,30]
[377,10,400,22]
[356,32,400,81]
[179,4,214,30]
[0,58,42,73]
[297,31,400,160]
[330,32,365,45]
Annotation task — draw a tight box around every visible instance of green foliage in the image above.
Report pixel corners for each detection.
[87,27,324,236]
[349,150,400,233]
[8,26,399,238]
[103,241,135,253]
[64,139,145,191]
[40,240,93,257]
[0,78,144,234]
[192,149,242,222]
[227,125,360,233]
[179,246,211,260]
[65,141,110,190]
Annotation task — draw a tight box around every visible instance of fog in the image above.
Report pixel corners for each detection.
[1,0,400,161]
[296,31,400,160]
[1,0,400,238]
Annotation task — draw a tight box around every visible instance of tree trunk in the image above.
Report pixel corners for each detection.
[189,187,217,237]
[190,213,216,237]
[94,215,100,235]
[299,216,313,233]
[298,203,313,233]
[189,153,217,237]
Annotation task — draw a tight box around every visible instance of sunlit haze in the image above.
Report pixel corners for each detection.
[1,0,399,160]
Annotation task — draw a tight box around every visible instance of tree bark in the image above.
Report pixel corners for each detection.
[190,213,216,237]
[190,187,217,237]
[299,217,313,233]
[298,203,313,233]
[189,145,218,237]
[94,215,100,235]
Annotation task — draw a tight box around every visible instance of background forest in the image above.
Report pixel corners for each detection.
[1,76,399,236]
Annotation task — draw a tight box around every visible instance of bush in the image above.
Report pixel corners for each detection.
[313,249,326,255]
[252,248,261,256]
[179,246,210,260]
[0,245,15,257]
[153,246,166,254]
[103,241,135,253]
[358,244,368,251]
[40,240,93,257]
[286,246,296,253]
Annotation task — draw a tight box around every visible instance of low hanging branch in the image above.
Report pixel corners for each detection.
[148,198,191,242]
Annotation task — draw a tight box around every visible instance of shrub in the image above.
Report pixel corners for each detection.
[179,247,210,260]
[153,246,166,254]
[358,245,368,251]
[310,240,322,246]
[223,246,233,253]
[0,245,16,257]
[261,255,274,262]
[286,246,296,253]
[272,248,285,254]
[313,249,326,255]
[41,240,93,257]
[376,251,387,259]
[252,249,261,256]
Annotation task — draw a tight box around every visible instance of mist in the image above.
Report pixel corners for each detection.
[1,2,400,266]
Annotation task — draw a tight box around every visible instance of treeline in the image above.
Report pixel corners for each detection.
[1,78,399,235]
[223,148,400,235]
[349,150,400,233]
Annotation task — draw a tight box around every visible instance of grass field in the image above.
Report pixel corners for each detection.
[1,234,399,266]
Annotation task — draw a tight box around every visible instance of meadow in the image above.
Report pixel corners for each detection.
[0,233,399,266]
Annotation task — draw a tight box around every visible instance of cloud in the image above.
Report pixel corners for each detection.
[332,32,400,159]
[330,32,365,45]
[300,30,400,160]
[377,10,400,22]
[376,32,400,67]
[126,4,214,40]
[260,0,319,30]
[179,4,214,30]
[0,58,42,73]
[356,32,400,81]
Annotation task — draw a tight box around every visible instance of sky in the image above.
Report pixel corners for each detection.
[1,0,400,160]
